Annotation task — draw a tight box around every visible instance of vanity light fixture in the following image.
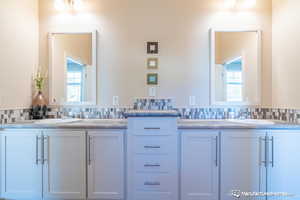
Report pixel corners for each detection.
[223,0,256,9]
[54,0,84,11]
[223,0,237,9]
[239,0,257,9]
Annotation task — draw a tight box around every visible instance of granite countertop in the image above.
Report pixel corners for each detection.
[2,118,300,130]
[0,119,127,130]
[177,119,300,130]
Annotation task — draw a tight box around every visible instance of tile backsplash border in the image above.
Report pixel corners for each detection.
[1,106,300,124]
[0,108,31,124]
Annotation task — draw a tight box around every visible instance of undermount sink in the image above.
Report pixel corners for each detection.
[179,119,231,124]
[226,119,276,125]
[33,118,82,124]
[79,119,126,124]
[180,119,277,125]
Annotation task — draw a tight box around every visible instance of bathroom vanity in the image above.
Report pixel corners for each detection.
[1,111,300,200]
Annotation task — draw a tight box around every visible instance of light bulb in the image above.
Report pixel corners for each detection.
[54,0,67,11]
[72,0,84,11]
[223,0,237,9]
[239,0,256,9]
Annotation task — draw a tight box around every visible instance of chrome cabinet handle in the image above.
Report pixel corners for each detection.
[270,136,274,167]
[144,145,160,149]
[144,127,160,130]
[36,136,41,165]
[88,136,92,165]
[260,136,267,167]
[144,163,161,167]
[42,136,49,164]
[41,136,44,165]
[144,181,160,186]
[215,135,218,167]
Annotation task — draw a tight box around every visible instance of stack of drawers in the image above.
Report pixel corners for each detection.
[127,117,179,200]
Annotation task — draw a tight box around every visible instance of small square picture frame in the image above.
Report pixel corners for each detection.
[147,58,159,69]
[147,42,159,54]
[147,73,158,85]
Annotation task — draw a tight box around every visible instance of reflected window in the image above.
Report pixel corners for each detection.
[66,58,85,102]
[224,58,243,102]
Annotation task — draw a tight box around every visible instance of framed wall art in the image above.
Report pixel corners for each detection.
[147,58,158,69]
[147,42,159,54]
[147,73,158,85]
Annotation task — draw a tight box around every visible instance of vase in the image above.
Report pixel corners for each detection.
[31,91,48,120]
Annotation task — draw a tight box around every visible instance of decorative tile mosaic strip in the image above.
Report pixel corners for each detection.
[0,109,31,124]
[133,98,173,110]
[177,107,300,123]
[48,107,130,119]
[2,106,300,124]
[48,107,300,123]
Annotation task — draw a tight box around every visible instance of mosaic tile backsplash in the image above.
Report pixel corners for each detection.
[133,98,173,110]
[1,98,300,124]
[47,107,300,123]
[0,109,31,124]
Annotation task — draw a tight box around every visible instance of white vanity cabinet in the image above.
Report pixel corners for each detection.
[181,130,219,200]
[0,129,86,200]
[220,130,267,200]
[267,130,300,199]
[42,130,86,200]
[127,117,179,200]
[1,130,43,199]
[87,130,124,200]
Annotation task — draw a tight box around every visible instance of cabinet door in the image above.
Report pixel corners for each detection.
[43,130,86,200]
[181,130,219,200]
[87,130,124,199]
[268,131,300,200]
[221,130,267,200]
[1,130,42,199]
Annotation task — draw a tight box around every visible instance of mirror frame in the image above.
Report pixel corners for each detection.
[48,30,98,106]
[210,28,262,106]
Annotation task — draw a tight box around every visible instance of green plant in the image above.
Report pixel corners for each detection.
[34,71,46,92]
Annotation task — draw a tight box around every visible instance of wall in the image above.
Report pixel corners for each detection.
[0,0,39,109]
[272,0,300,109]
[39,0,272,107]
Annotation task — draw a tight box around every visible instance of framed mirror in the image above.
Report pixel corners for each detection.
[210,29,261,106]
[49,31,97,106]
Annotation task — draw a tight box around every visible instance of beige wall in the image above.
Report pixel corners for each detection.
[0,0,39,109]
[39,0,272,107]
[272,0,300,109]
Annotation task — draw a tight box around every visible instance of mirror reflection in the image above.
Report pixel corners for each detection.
[50,32,96,105]
[212,31,260,105]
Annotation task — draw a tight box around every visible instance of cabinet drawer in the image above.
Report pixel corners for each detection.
[134,155,171,172]
[128,118,177,131]
[133,135,175,154]
[134,173,173,192]
[133,191,172,200]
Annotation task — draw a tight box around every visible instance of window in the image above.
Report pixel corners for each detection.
[66,58,85,102]
[225,58,243,102]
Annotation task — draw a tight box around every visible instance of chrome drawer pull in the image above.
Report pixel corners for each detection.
[144,163,161,167]
[144,127,161,130]
[144,145,160,149]
[144,181,160,186]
